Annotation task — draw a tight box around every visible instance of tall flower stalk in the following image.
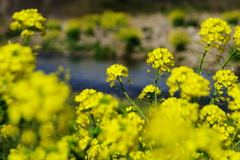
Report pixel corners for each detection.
[198,18,232,75]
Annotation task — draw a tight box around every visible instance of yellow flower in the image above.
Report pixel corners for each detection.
[20,129,37,145]
[10,9,46,36]
[0,124,19,138]
[199,104,235,146]
[39,122,55,139]
[127,112,145,131]
[199,104,227,125]
[199,18,232,51]
[228,83,240,110]
[147,100,223,160]
[212,69,238,95]
[130,151,152,160]
[75,89,97,102]
[110,81,115,87]
[75,89,119,131]
[146,48,174,72]
[106,64,129,87]
[233,26,240,47]
[0,43,36,82]
[7,145,28,160]
[98,115,139,156]
[10,21,21,30]
[138,84,161,99]
[160,97,199,124]
[166,66,210,99]
[7,71,70,124]
[20,29,34,38]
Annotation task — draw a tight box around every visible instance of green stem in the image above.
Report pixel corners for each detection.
[198,49,208,75]
[231,128,238,148]
[154,67,160,108]
[233,140,240,150]
[221,47,238,70]
[209,88,218,104]
[24,35,30,46]
[117,77,151,128]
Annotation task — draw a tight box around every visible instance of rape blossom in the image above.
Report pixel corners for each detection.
[106,64,129,87]
[138,84,161,99]
[10,9,46,36]
[146,48,174,72]
[199,18,232,51]
[166,66,210,99]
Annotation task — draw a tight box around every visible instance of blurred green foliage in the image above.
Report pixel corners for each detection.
[185,18,199,27]
[222,10,240,25]
[80,14,101,36]
[168,29,191,51]
[92,41,116,59]
[100,10,130,31]
[115,27,142,54]
[41,30,63,53]
[46,19,62,31]
[65,19,81,41]
[169,9,186,27]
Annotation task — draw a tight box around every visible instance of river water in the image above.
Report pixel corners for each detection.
[36,55,162,98]
[35,54,215,99]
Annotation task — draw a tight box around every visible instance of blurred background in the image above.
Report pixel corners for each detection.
[1,0,240,18]
[1,0,240,97]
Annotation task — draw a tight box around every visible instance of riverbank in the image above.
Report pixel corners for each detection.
[2,10,240,74]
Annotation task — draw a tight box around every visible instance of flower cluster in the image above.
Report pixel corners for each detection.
[233,26,240,47]
[75,88,97,103]
[230,112,240,129]
[199,18,232,51]
[7,136,74,160]
[0,124,19,138]
[212,69,238,95]
[166,66,210,99]
[147,98,223,160]
[127,112,145,131]
[76,91,119,123]
[74,89,120,155]
[138,84,161,99]
[146,48,174,72]
[0,43,36,96]
[0,43,36,80]
[7,71,70,124]
[228,83,240,110]
[199,104,235,146]
[106,64,129,87]
[129,150,152,160]
[20,29,35,38]
[74,89,145,159]
[160,97,199,124]
[10,9,46,36]
[199,104,227,126]
[98,115,139,156]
